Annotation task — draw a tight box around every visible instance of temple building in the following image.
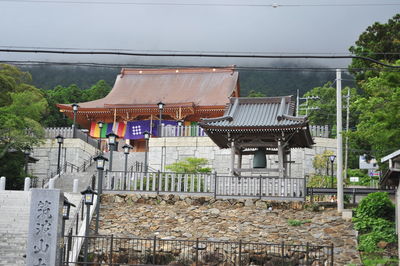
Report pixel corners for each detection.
[199,96,314,176]
[57,67,240,151]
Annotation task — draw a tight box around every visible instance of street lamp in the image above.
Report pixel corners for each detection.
[329,155,336,188]
[24,147,31,174]
[72,103,79,138]
[97,121,104,153]
[56,135,64,175]
[81,186,97,266]
[106,132,118,171]
[93,154,108,234]
[122,144,133,190]
[157,101,165,136]
[143,131,151,173]
[60,196,76,266]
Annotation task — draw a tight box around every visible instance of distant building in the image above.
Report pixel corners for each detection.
[57,67,240,151]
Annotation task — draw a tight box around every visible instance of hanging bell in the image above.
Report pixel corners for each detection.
[253,148,267,168]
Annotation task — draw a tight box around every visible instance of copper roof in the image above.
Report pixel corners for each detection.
[58,67,239,110]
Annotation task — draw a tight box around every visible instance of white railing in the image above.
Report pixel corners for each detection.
[103,171,305,200]
[310,125,330,138]
[159,125,206,137]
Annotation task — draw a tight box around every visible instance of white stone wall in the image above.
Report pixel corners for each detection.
[148,136,337,177]
[29,139,98,179]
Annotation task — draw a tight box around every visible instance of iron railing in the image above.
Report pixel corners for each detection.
[45,127,99,148]
[102,171,305,200]
[42,157,94,188]
[62,235,334,265]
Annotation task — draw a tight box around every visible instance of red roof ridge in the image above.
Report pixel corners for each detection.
[120,66,236,76]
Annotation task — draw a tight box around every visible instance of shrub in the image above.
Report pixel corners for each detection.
[354,192,395,220]
[287,219,311,226]
[358,229,397,252]
[353,217,395,235]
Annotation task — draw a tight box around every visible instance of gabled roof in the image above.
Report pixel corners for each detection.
[199,96,314,149]
[200,96,307,129]
[381,149,400,163]
[58,67,239,111]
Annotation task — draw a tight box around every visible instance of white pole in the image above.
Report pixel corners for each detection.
[344,88,350,182]
[0,176,5,190]
[24,177,31,191]
[336,69,344,212]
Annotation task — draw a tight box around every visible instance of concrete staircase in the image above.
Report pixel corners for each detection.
[55,164,97,192]
[0,189,83,266]
[0,191,30,266]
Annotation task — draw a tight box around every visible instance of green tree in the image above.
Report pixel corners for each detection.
[166,157,212,173]
[0,64,47,158]
[349,62,400,160]
[349,14,400,83]
[300,83,360,134]
[0,64,47,188]
[247,90,266,97]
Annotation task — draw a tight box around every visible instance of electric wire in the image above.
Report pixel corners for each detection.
[0,0,399,7]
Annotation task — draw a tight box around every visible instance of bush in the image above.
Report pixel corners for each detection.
[354,192,395,220]
[358,229,397,252]
[353,217,395,235]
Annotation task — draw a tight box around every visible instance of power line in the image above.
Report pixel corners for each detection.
[0,0,399,7]
[3,60,400,73]
[2,46,400,56]
[1,48,400,68]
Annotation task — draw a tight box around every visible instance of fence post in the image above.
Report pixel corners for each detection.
[303,175,307,201]
[352,188,356,204]
[195,238,199,266]
[157,171,160,195]
[281,241,285,264]
[214,171,217,199]
[305,242,309,265]
[66,229,72,264]
[259,175,262,199]
[81,198,84,220]
[153,236,157,264]
[109,234,114,266]
[75,214,79,235]
[238,240,242,266]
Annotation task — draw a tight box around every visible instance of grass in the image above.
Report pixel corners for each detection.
[287,219,311,226]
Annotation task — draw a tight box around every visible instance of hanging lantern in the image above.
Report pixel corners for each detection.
[253,148,267,168]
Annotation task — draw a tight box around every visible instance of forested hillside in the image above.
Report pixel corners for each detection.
[20,64,355,96]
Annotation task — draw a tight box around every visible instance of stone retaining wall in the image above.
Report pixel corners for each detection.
[98,194,361,265]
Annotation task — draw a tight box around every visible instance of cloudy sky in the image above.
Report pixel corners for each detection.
[0,0,398,67]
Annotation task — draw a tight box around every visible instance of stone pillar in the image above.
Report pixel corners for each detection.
[73,179,79,193]
[0,176,5,190]
[49,178,55,189]
[26,189,63,266]
[24,177,31,191]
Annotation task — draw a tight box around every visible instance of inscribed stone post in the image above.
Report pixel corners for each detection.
[26,189,64,266]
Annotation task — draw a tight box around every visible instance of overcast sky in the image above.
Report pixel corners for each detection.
[0,0,399,67]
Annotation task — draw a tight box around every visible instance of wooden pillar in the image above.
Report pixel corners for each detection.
[277,140,284,178]
[230,139,235,175]
[237,151,242,170]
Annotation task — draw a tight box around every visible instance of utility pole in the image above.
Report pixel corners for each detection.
[296,92,320,116]
[336,69,344,213]
[344,88,350,183]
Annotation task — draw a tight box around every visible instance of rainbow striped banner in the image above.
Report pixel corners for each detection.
[90,122,126,138]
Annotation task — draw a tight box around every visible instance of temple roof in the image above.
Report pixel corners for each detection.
[199,96,314,149]
[58,67,239,111]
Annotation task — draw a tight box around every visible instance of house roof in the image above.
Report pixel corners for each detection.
[381,149,400,163]
[199,96,314,149]
[57,67,239,111]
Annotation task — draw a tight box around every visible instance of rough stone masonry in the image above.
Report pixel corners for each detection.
[98,194,361,265]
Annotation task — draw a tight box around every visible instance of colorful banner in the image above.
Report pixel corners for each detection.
[124,120,152,139]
